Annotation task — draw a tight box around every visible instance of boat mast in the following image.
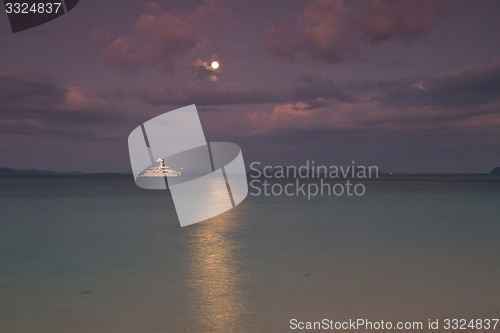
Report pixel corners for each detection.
[157,158,167,175]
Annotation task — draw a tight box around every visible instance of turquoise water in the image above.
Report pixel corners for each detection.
[0,176,499,332]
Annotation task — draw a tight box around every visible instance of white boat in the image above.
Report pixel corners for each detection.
[138,158,182,177]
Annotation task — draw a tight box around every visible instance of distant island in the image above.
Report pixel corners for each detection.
[0,167,128,177]
[2,166,500,176]
[0,167,82,175]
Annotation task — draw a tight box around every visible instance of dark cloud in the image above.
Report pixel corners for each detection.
[291,73,354,102]
[134,73,354,106]
[191,64,214,80]
[190,59,216,80]
[426,58,500,107]
[133,56,500,109]
[263,0,457,63]
[0,71,65,106]
[133,54,500,110]
[135,84,282,106]
[372,57,500,108]
[0,72,134,140]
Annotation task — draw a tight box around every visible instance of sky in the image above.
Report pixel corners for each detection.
[1,0,500,173]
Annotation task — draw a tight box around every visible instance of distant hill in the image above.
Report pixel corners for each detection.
[0,167,83,175]
[490,167,500,175]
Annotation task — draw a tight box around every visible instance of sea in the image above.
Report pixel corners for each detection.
[0,175,499,333]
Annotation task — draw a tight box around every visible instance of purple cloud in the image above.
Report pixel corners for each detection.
[102,1,235,75]
[263,0,457,63]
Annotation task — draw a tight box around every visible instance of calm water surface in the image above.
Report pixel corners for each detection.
[0,176,499,332]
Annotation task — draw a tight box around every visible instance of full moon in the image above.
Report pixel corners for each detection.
[211,61,219,70]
